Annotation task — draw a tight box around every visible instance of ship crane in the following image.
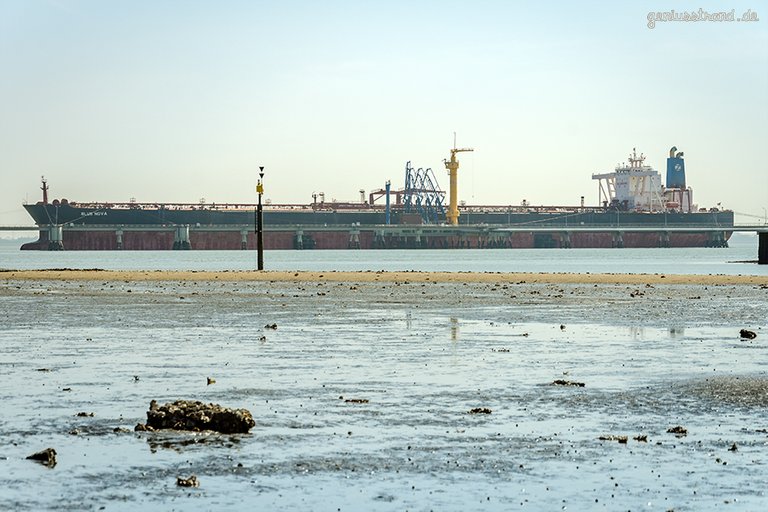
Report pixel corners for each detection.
[443,137,473,225]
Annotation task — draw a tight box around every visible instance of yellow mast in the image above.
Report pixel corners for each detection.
[444,135,473,225]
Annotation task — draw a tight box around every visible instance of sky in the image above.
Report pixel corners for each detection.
[1,0,766,233]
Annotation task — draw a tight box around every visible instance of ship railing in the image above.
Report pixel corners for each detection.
[65,201,391,212]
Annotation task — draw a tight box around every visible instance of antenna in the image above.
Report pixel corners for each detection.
[453,131,457,150]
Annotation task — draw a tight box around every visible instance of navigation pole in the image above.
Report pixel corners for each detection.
[256,166,265,270]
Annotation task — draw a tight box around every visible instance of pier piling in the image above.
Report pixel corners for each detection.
[47,225,63,251]
[172,225,191,250]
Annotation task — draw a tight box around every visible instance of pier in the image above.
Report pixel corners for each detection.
[3,223,767,263]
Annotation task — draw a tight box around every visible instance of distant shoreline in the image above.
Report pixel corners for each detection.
[2,269,767,286]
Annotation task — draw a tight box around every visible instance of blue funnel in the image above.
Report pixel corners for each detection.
[666,147,686,189]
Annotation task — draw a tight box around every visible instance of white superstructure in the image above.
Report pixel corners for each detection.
[592,148,680,212]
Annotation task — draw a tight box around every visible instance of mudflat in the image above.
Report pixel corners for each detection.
[1,271,766,510]
[3,268,768,286]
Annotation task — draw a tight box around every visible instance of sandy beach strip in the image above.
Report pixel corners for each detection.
[1,269,767,286]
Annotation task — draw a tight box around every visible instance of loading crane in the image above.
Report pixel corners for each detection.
[443,137,473,225]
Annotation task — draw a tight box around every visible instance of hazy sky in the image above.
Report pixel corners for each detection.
[1,0,766,230]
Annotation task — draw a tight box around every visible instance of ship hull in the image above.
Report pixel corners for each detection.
[21,203,734,250]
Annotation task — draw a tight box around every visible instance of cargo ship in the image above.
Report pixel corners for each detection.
[21,146,734,251]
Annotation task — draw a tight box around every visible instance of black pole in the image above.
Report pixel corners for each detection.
[257,167,265,270]
[257,192,264,270]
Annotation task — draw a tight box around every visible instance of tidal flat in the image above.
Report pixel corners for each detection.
[1,272,767,511]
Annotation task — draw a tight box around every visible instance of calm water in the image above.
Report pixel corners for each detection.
[0,234,764,275]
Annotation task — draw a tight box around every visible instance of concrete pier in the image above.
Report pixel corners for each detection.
[759,232,767,265]
[348,229,360,249]
[172,225,191,250]
[8,222,765,256]
[47,225,63,251]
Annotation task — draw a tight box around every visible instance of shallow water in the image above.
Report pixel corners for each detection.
[1,279,767,510]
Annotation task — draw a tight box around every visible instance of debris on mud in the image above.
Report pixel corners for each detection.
[206,377,216,385]
[598,435,628,443]
[552,379,585,387]
[264,323,278,330]
[729,443,738,451]
[667,425,688,436]
[344,398,369,404]
[491,348,510,352]
[468,407,492,414]
[176,475,199,487]
[26,448,56,467]
[633,435,648,442]
[136,399,255,434]
[740,329,757,339]
[76,412,94,417]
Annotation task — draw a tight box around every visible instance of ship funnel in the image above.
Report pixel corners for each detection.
[666,146,686,189]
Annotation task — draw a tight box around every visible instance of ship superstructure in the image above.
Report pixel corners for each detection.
[592,147,697,213]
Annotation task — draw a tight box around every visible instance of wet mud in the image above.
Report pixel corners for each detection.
[0,277,767,510]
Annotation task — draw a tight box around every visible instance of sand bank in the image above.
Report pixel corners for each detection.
[2,269,767,286]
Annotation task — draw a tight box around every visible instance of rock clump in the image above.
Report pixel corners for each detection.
[135,400,255,434]
[667,425,688,436]
[177,475,199,487]
[552,379,585,387]
[26,448,57,467]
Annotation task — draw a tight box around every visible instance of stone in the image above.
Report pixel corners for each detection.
[552,379,585,387]
[143,400,255,434]
[176,475,199,487]
[667,425,688,436]
[740,329,757,339]
[598,435,628,443]
[26,448,56,467]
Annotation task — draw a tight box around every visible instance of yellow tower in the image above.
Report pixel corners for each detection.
[444,138,473,225]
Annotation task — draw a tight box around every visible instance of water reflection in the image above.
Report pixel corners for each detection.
[668,327,685,338]
[450,317,459,341]
[628,326,685,340]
